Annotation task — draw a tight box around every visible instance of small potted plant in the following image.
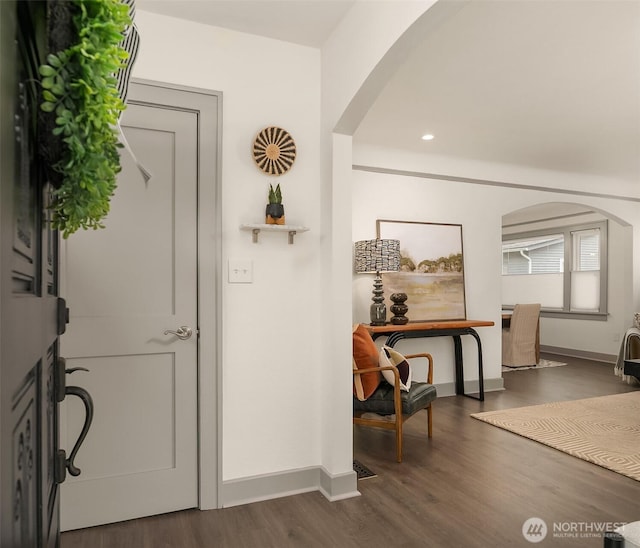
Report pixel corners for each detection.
[266,183,285,225]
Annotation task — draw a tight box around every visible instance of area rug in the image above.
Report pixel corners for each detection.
[502,358,567,373]
[470,391,640,481]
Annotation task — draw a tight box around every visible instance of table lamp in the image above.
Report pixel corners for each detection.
[354,239,401,325]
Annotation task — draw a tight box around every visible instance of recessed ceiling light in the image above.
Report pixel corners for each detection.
[421,134,435,141]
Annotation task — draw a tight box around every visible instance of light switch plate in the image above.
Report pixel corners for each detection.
[228,259,253,283]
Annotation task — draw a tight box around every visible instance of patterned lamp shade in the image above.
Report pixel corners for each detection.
[354,239,401,273]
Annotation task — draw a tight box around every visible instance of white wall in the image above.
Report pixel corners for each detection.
[352,144,640,373]
[319,0,438,473]
[352,150,504,387]
[134,11,323,481]
[131,0,640,507]
[322,0,439,133]
[133,0,442,503]
[502,209,632,356]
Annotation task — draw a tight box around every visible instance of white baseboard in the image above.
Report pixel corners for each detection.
[434,376,504,398]
[541,345,616,364]
[221,465,359,508]
[221,377,506,509]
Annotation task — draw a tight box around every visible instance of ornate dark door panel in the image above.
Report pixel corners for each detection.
[1,2,62,546]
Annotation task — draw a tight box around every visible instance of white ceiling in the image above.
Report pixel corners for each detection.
[136,0,640,183]
[354,0,640,183]
[136,0,356,48]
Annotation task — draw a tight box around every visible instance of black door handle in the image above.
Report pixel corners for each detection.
[55,360,94,481]
[64,384,94,476]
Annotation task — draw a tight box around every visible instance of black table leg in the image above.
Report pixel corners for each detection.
[465,328,484,401]
[452,331,484,401]
[452,335,464,395]
[373,327,485,401]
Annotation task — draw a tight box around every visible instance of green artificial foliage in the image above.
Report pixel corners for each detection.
[39,0,131,238]
[268,183,282,204]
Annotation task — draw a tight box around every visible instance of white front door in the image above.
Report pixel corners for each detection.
[59,96,199,530]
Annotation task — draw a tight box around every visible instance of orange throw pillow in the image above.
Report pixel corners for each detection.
[352,324,381,400]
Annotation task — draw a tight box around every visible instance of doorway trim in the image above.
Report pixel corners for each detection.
[129,78,223,510]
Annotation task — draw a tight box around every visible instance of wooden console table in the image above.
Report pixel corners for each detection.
[367,320,494,401]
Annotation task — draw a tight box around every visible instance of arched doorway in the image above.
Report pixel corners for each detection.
[502,201,633,360]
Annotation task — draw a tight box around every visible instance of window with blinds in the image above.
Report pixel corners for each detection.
[502,221,607,317]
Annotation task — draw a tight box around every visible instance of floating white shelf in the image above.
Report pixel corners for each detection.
[240,223,309,244]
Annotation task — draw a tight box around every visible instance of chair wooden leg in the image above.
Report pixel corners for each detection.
[396,417,403,463]
[427,404,433,438]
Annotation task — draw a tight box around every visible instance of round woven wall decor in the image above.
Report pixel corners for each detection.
[252,126,296,175]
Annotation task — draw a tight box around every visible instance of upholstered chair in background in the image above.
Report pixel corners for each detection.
[502,303,541,367]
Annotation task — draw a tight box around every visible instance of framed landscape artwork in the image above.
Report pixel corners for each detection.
[376,220,467,321]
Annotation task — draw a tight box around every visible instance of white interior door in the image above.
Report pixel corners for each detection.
[59,100,199,530]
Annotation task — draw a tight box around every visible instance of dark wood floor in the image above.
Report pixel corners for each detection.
[62,354,640,547]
